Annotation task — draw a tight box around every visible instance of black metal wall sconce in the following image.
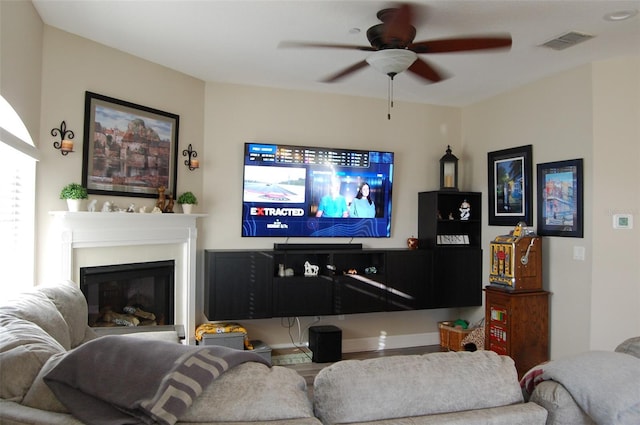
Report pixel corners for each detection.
[182,144,199,170]
[51,121,75,155]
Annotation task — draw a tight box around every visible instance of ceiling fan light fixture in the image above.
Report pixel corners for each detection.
[366,49,417,76]
[603,9,638,21]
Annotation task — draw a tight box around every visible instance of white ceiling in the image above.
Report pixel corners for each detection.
[32,0,640,107]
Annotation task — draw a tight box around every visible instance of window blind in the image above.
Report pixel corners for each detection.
[0,135,37,299]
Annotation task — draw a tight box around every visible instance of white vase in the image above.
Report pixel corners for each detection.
[66,199,82,212]
[181,204,193,214]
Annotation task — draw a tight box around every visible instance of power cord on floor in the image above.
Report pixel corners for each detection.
[281,316,320,361]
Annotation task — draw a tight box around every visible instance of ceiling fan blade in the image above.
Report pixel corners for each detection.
[382,3,415,46]
[279,41,376,52]
[322,60,369,83]
[409,35,512,54]
[407,58,446,83]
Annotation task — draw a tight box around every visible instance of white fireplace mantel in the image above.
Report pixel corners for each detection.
[49,211,206,345]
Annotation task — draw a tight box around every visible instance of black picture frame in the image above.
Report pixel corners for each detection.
[487,145,533,226]
[537,158,584,237]
[82,91,179,199]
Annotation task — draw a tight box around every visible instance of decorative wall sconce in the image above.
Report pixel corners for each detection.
[182,144,199,170]
[51,121,75,155]
[439,145,459,191]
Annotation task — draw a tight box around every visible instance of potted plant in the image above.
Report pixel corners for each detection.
[60,182,88,212]
[177,191,198,214]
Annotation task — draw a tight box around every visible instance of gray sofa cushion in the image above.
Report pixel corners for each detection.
[311,403,546,425]
[313,350,525,425]
[0,289,71,349]
[21,352,68,413]
[529,381,595,425]
[38,281,97,348]
[615,336,640,359]
[0,317,65,402]
[527,350,640,425]
[181,362,315,422]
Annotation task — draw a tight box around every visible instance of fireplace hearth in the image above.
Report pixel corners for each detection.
[80,260,175,328]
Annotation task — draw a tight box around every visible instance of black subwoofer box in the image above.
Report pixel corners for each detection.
[308,325,342,363]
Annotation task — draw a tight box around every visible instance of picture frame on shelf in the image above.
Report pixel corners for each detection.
[82,91,180,199]
[487,145,533,226]
[536,158,584,237]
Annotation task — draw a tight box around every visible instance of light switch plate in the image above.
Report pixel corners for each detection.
[613,214,633,229]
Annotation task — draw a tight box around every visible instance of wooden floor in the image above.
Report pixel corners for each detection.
[283,344,444,393]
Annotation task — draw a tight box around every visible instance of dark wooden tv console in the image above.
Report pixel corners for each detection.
[204,246,482,320]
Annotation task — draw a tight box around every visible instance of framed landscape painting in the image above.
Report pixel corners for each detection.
[487,145,533,226]
[537,158,584,237]
[82,91,180,199]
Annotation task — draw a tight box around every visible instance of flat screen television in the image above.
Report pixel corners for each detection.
[242,142,394,238]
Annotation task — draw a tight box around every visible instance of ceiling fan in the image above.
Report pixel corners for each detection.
[280,3,512,85]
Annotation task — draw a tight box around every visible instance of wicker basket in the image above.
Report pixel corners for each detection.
[438,321,473,351]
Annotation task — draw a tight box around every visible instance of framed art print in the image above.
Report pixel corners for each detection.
[537,158,584,237]
[487,145,533,226]
[82,91,179,199]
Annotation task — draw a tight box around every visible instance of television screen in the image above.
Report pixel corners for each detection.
[242,142,394,237]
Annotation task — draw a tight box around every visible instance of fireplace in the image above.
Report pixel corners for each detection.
[80,260,175,328]
[49,211,203,344]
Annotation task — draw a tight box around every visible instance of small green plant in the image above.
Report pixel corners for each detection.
[177,191,198,205]
[59,183,88,200]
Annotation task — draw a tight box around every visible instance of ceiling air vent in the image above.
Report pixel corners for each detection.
[541,31,595,50]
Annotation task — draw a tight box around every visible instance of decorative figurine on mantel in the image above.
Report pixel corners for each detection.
[304,261,320,277]
[459,199,471,220]
[163,195,174,213]
[156,186,167,211]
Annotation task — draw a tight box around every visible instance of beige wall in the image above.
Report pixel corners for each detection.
[591,57,640,349]
[464,65,596,358]
[35,26,206,284]
[3,1,638,358]
[201,82,464,350]
[464,58,640,357]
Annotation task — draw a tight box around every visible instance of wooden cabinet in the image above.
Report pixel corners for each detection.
[331,250,387,314]
[204,248,435,320]
[432,248,482,308]
[204,246,486,321]
[418,191,482,249]
[484,287,550,378]
[418,191,483,309]
[204,250,273,320]
[273,276,334,316]
[385,250,432,311]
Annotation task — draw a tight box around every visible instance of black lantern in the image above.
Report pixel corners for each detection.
[439,145,459,191]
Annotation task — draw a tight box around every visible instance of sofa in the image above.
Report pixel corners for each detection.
[522,336,640,425]
[0,281,563,425]
[0,281,320,425]
[313,350,548,424]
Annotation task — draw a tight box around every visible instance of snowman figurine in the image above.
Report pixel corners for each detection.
[459,199,471,220]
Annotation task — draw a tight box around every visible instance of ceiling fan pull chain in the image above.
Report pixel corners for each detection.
[387,77,391,120]
[387,74,396,120]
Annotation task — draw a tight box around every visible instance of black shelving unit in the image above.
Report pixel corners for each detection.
[418,191,483,308]
[204,248,434,320]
